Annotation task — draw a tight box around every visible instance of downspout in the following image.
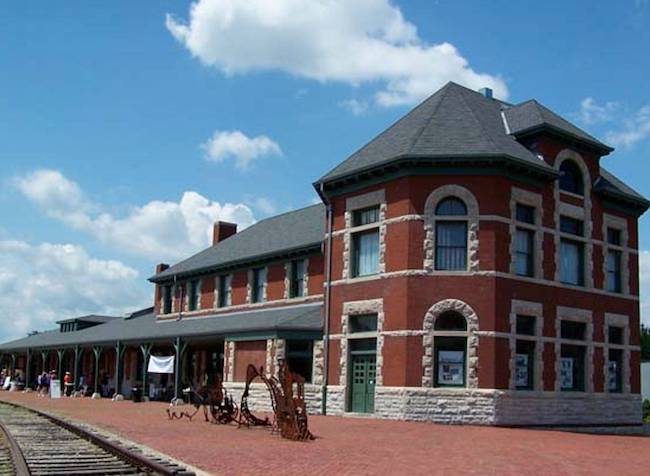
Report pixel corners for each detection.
[320,183,333,415]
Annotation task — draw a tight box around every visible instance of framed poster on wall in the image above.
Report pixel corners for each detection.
[437,350,464,385]
[560,357,573,389]
[515,354,529,387]
[608,361,618,391]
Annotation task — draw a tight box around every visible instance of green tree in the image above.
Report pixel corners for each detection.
[641,324,650,362]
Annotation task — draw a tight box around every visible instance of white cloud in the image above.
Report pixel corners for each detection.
[14,169,256,261]
[201,129,282,170]
[0,240,148,341]
[640,251,650,326]
[576,97,620,125]
[339,98,369,116]
[252,197,277,215]
[165,0,508,107]
[606,105,650,148]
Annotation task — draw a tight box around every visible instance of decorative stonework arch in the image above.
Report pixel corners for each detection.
[421,299,479,388]
[423,185,480,273]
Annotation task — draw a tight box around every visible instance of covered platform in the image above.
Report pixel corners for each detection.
[0,304,321,401]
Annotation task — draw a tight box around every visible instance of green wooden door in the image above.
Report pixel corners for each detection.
[350,354,376,413]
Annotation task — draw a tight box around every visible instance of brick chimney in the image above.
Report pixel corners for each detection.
[213,221,237,245]
[155,263,170,274]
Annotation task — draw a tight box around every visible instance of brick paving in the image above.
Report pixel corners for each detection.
[0,391,647,476]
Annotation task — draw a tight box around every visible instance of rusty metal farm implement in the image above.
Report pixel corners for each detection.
[167,361,314,441]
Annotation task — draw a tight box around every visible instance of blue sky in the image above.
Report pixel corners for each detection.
[1,0,649,339]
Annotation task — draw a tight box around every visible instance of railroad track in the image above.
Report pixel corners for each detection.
[0,401,195,475]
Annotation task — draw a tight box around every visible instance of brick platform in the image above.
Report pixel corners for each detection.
[0,392,647,476]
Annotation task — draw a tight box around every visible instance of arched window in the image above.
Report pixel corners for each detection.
[559,160,583,195]
[435,197,468,270]
[434,311,467,331]
[436,197,467,216]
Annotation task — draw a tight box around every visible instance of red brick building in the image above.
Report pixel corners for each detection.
[2,82,647,426]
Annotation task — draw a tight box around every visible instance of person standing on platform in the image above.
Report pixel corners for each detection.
[63,371,73,397]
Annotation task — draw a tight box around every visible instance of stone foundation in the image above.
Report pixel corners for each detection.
[225,382,642,426]
[331,386,642,426]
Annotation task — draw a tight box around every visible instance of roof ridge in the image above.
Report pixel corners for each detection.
[456,86,500,152]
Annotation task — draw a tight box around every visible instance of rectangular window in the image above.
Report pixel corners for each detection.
[560,239,584,285]
[516,204,535,224]
[352,206,380,227]
[560,216,584,236]
[516,315,536,336]
[349,314,378,333]
[561,320,586,341]
[352,229,380,277]
[608,348,623,393]
[606,249,622,293]
[290,259,306,298]
[286,340,313,383]
[218,275,232,308]
[435,221,468,270]
[515,228,534,277]
[560,344,585,391]
[251,267,266,303]
[608,325,624,345]
[188,280,200,311]
[607,227,622,246]
[162,285,172,314]
[515,340,535,390]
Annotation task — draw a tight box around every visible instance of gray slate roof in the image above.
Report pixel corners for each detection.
[503,100,613,153]
[0,304,322,352]
[317,82,555,183]
[56,315,121,325]
[595,168,650,207]
[151,204,325,282]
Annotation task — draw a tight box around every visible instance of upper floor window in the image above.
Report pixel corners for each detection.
[351,205,380,277]
[353,206,380,226]
[559,160,584,195]
[435,197,468,271]
[559,216,585,286]
[188,279,201,311]
[218,274,232,308]
[605,227,622,293]
[515,204,535,224]
[162,285,173,314]
[349,314,378,333]
[289,259,306,298]
[251,267,266,303]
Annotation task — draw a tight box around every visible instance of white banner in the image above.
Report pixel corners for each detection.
[148,355,175,374]
[50,380,61,399]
